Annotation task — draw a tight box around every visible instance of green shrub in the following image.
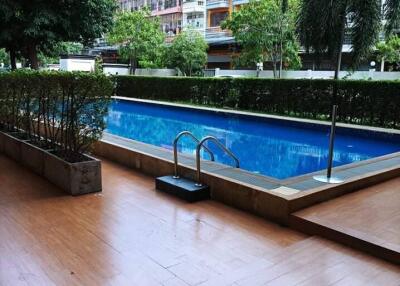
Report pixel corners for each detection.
[115,76,400,128]
[0,71,113,161]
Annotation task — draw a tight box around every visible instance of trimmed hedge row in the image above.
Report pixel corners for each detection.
[0,71,113,159]
[115,76,400,128]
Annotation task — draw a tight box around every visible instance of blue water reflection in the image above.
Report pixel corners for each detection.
[105,100,400,179]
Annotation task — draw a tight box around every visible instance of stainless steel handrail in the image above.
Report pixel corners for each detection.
[195,136,240,186]
[173,131,215,179]
[313,105,344,184]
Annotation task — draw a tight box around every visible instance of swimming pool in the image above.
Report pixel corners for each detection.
[105,99,400,180]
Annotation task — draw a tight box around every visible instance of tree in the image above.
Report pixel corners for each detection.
[107,10,165,74]
[222,0,301,78]
[384,0,400,37]
[0,0,22,69]
[376,36,400,71]
[38,42,84,66]
[167,30,208,76]
[298,0,381,79]
[0,0,116,70]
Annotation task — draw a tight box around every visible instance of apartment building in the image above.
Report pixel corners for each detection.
[117,0,242,67]
[182,0,206,34]
[115,0,395,70]
[119,0,182,38]
[204,0,241,68]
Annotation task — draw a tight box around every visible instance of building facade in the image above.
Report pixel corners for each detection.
[117,0,243,67]
[114,0,396,71]
[119,0,183,38]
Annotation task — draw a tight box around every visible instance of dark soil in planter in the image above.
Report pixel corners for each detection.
[51,150,94,163]
[10,132,31,140]
[28,139,55,151]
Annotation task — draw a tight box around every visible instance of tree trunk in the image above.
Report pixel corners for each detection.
[380,58,385,72]
[129,57,137,75]
[279,14,284,78]
[334,3,347,80]
[334,48,343,80]
[28,43,39,70]
[334,28,345,79]
[10,49,17,70]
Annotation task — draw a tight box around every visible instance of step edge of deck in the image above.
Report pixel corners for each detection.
[289,214,400,265]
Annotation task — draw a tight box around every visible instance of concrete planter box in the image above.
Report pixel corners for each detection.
[43,152,101,196]
[1,131,26,163]
[0,131,5,153]
[0,130,102,196]
[20,141,49,176]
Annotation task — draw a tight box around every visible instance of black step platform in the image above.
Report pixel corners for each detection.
[155,175,210,202]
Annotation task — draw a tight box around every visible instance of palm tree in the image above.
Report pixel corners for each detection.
[298,0,381,79]
[384,0,400,37]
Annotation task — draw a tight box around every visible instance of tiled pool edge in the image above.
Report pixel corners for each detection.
[93,133,400,225]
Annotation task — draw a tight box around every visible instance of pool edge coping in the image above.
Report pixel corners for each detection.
[99,132,400,201]
[94,133,400,224]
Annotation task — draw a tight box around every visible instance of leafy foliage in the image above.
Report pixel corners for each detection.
[166,30,208,76]
[376,36,400,71]
[107,10,165,72]
[0,48,9,67]
[298,0,381,72]
[0,0,116,69]
[222,0,301,77]
[384,0,400,37]
[0,71,113,161]
[115,76,400,128]
[0,1,21,68]
[38,42,84,66]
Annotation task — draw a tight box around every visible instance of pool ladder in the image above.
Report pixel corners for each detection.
[173,131,215,179]
[173,131,240,186]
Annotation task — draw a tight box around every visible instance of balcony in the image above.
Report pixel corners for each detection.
[205,27,233,43]
[232,0,248,5]
[183,22,205,31]
[182,0,205,13]
[206,0,229,9]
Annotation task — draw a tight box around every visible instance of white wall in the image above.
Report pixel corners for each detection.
[135,68,177,77]
[60,58,95,72]
[43,64,60,71]
[103,64,130,76]
[214,69,400,80]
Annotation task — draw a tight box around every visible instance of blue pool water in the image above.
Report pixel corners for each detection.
[105,100,400,179]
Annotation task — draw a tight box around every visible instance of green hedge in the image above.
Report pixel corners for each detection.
[0,71,113,160]
[115,76,400,128]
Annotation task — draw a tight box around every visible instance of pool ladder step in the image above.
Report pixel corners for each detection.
[155,131,239,202]
[155,175,210,202]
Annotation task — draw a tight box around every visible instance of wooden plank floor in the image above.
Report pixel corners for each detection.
[0,154,399,286]
[291,177,400,264]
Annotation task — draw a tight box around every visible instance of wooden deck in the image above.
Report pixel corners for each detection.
[0,154,399,285]
[291,177,400,264]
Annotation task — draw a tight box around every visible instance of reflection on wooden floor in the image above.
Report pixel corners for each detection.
[0,154,399,285]
[291,177,400,264]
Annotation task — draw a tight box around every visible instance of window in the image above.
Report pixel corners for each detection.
[210,11,228,27]
[164,0,177,9]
